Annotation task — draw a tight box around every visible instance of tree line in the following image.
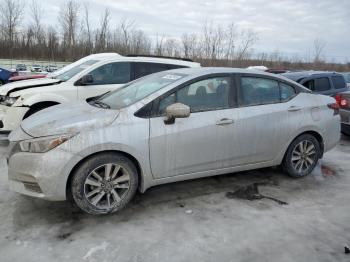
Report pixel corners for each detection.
[0,0,349,72]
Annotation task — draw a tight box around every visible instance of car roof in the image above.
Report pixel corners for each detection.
[164,67,292,79]
[161,67,310,91]
[98,56,200,67]
[282,71,343,82]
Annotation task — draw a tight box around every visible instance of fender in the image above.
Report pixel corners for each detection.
[273,125,324,165]
[61,141,153,196]
[20,93,71,107]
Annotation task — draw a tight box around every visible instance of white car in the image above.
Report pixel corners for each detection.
[0,54,200,135]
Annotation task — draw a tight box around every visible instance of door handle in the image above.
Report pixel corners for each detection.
[216,118,234,126]
[288,106,302,112]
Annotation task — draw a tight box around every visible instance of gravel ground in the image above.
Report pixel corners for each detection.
[0,137,350,262]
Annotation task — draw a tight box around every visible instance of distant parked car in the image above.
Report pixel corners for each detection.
[0,67,18,86]
[7,68,340,214]
[342,72,350,88]
[31,64,42,72]
[282,71,348,96]
[16,64,27,72]
[9,74,47,82]
[45,65,58,73]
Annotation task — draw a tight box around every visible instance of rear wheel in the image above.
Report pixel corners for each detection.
[282,134,321,178]
[70,153,138,215]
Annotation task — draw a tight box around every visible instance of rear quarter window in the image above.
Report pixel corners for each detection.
[303,77,331,92]
[331,76,346,89]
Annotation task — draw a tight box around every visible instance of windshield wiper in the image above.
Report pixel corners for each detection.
[91,100,110,109]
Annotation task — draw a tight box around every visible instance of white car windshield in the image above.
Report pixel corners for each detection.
[53,60,99,81]
[97,72,188,110]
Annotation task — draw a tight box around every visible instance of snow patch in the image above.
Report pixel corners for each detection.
[83,241,110,260]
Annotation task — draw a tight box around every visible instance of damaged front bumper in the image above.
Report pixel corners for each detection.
[8,146,78,201]
[0,104,29,133]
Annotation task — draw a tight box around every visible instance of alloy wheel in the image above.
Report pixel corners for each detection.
[84,163,131,209]
[291,140,317,173]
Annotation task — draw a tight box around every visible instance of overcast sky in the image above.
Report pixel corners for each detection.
[34,0,350,62]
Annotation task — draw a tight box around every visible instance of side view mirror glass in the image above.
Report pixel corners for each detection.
[81,74,94,85]
[164,103,190,125]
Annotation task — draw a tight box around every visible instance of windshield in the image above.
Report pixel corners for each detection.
[97,72,187,110]
[53,60,99,81]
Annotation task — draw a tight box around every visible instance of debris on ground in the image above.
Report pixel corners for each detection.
[345,246,350,254]
[177,203,185,208]
[185,209,193,214]
[321,165,336,177]
[226,183,288,205]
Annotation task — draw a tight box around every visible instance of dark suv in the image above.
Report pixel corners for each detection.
[282,71,348,96]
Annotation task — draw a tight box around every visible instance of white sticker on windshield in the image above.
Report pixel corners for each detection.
[162,74,182,80]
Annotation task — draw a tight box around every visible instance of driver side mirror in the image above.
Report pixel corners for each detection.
[164,103,190,125]
[80,74,94,85]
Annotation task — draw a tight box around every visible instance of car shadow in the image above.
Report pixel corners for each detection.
[11,168,283,229]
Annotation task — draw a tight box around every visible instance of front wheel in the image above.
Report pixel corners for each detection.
[282,134,321,178]
[71,153,139,215]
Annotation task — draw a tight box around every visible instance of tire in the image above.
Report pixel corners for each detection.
[70,153,138,215]
[282,134,321,178]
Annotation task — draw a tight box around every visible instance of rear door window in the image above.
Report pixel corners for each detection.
[240,77,280,106]
[88,62,131,85]
[331,76,346,89]
[314,77,331,92]
[134,63,170,79]
[302,77,331,92]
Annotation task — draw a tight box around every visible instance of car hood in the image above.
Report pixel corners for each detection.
[20,101,119,137]
[0,77,61,96]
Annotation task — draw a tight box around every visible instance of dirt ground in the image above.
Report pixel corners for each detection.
[0,137,350,262]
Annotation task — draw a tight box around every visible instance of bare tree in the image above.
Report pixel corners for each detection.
[95,8,110,52]
[0,0,24,46]
[30,0,43,38]
[313,38,327,63]
[154,34,165,56]
[59,0,79,58]
[82,2,93,54]
[181,33,201,59]
[236,29,258,63]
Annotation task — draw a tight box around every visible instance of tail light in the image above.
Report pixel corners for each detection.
[335,94,349,108]
[327,103,339,115]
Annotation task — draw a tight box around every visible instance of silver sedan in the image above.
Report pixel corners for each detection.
[7,68,340,215]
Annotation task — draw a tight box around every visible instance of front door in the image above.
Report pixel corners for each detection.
[149,75,239,179]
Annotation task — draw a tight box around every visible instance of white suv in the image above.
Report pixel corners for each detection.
[0,54,200,134]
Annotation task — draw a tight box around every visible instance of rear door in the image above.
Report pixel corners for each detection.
[77,62,131,99]
[149,74,239,178]
[226,75,301,165]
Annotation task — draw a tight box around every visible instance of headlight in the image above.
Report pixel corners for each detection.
[0,95,18,106]
[19,134,76,153]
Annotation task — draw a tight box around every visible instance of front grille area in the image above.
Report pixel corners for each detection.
[23,181,42,193]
